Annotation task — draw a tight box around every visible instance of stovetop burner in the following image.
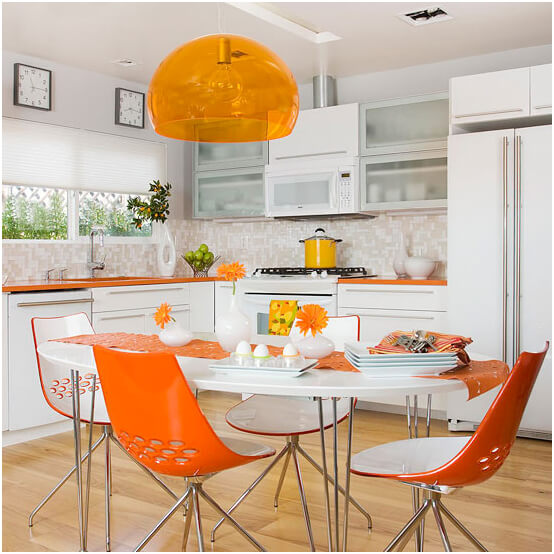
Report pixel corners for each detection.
[253,267,369,277]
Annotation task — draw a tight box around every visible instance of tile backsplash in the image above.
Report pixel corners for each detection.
[3,213,446,282]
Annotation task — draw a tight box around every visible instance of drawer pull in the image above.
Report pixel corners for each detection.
[344,288,434,294]
[17,298,93,307]
[105,287,185,295]
[454,108,523,119]
[533,104,552,110]
[350,313,436,320]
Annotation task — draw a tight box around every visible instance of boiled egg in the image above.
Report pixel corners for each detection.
[283,343,299,358]
[253,344,271,359]
[235,340,252,357]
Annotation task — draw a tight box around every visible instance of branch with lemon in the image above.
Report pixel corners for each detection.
[182,243,220,277]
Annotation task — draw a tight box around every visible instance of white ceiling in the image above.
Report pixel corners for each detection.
[2,2,552,85]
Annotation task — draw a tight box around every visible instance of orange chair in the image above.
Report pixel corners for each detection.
[92,345,275,552]
[349,344,549,552]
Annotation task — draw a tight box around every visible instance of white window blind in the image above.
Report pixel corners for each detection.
[2,117,166,194]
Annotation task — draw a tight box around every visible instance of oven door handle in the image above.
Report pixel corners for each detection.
[242,296,335,308]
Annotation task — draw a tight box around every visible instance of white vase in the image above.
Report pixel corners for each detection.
[159,322,192,347]
[392,232,408,277]
[296,333,335,359]
[156,223,176,277]
[215,294,251,352]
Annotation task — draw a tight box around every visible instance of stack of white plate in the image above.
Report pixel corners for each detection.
[344,342,460,377]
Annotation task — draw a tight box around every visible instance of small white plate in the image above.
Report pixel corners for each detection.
[345,352,457,377]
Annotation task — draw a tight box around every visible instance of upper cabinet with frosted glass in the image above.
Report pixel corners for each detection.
[194,141,268,172]
[360,92,449,156]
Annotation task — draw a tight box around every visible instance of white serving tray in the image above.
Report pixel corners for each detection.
[209,357,318,378]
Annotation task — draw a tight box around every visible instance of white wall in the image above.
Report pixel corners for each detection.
[2,50,190,219]
[299,44,552,108]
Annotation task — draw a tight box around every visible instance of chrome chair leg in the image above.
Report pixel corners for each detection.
[105,426,112,552]
[110,433,179,501]
[439,502,488,551]
[198,485,266,552]
[274,441,292,508]
[296,443,373,529]
[432,498,452,552]
[134,488,192,552]
[317,397,333,552]
[71,370,85,551]
[192,486,205,552]
[28,431,105,527]
[210,443,289,541]
[385,499,431,552]
[181,494,193,552]
[291,441,315,552]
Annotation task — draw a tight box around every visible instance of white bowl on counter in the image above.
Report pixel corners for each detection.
[404,256,436,280]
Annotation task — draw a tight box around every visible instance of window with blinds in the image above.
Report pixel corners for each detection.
[2,118,167,240]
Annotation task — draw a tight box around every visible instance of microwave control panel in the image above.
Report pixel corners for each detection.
[338,168,358,212]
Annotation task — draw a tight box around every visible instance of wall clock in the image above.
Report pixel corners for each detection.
[115,87,145,128]
[13,63,52,111]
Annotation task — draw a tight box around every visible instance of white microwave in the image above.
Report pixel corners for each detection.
[265,157,360,217]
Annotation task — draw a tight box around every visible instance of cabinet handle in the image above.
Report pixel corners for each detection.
[514,135,522,358]
[501,136,509,363]
[105,287,183,295]
[344,288,434,294]
[348,313,436,320]
[454,108,524,119]
[17,298,93,307]
[533,105,552,110]
[274,150,347,160]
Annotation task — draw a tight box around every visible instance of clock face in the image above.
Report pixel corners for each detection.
[115,88,145,128]
[14,63,52,111]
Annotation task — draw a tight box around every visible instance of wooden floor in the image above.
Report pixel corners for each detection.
[3,391,552,552]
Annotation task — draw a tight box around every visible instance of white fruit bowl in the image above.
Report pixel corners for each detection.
[404,256,436,280]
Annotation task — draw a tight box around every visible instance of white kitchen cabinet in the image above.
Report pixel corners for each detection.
[360,93,448,156]
[194,141,268,171]
[8,290,93,431]
[189,281,215,332]
[360,149,447,212]
[269,103,359,163]
[530,64,552,116]
[194,167,265,218]
[92,283,189,312]
[450,67,530,124]
[93,308,150,333]
[3,294,9,431]
[215,281,235,322]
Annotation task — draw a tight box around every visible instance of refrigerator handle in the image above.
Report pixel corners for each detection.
[502,136,509,363]
[514,134,522,358]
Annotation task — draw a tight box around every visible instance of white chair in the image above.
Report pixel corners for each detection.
[31,313,177,552]
[211,315,372,550]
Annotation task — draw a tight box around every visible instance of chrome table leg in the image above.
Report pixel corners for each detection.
[342,397,355,552]
[211,442,289,542]
[317,397,333,552]
[332,397,339,551]
[291,438,315,551]
[71,369,85,551]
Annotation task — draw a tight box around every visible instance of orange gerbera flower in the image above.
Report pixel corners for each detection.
[217,262,246,282]
[154,302,174,329]
[295,304,329,337]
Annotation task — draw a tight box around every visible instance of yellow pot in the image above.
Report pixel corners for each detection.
[300,228,342,268]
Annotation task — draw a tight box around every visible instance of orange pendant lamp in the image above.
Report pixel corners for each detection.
[147,34,299,142]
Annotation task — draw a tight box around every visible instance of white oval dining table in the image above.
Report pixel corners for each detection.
[37,339,492,553]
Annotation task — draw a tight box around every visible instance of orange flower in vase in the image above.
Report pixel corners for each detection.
[215,261,251,352]
[294,304,334,359]
[154,302,192,347]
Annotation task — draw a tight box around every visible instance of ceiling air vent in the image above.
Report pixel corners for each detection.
[399,7,452,26]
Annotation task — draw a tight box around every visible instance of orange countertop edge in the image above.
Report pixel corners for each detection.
[2,276,224,293]
[338,277,447,286]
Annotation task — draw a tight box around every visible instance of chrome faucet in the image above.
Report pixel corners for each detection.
[87,226,106,278]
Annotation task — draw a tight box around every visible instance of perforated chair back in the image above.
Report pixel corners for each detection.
[31,313,107,423]
[289,314,360,351]
[399,344,549,488]
[93,345,272,477]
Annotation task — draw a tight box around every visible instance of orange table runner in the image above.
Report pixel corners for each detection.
[53,333,508,400]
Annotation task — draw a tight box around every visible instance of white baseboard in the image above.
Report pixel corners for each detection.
[3,420,75,447]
